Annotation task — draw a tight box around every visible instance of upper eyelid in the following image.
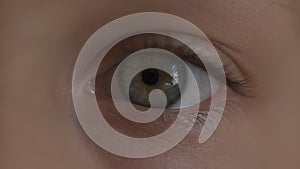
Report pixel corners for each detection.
[95,32,241,88]
[95,32,254,96]
[95,32,218,74]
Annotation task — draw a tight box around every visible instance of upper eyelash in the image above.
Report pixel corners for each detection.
[226,75,255,97]
[181,51,253,97]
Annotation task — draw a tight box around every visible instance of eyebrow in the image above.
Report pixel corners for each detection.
[270,0,296,13]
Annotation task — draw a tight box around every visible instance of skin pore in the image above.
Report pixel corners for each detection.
[1,0,299,169]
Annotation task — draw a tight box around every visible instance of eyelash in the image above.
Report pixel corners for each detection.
[184,53,253,97]
[175,43,254,98]
[226,75,254,97]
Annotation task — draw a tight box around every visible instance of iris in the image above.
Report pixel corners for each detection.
[129,68,181,108]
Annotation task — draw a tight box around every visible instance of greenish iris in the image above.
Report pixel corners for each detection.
[129,68,181,108]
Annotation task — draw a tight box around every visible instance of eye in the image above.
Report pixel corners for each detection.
[112,47,218,110]
[95,33,223,112]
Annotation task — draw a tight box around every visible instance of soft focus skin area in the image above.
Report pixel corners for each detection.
[1,0,300,169]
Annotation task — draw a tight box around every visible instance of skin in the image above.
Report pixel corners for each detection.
[1,0,299,169]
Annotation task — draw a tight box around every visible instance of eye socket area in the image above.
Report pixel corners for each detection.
[73,13,246,157]
[92,33,231,139]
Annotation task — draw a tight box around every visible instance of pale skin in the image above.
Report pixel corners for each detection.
[1,0,300,169]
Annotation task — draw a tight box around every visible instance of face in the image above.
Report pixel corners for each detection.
[1,0,299,169]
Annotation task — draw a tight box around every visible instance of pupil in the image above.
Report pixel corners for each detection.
[141,68,160,86]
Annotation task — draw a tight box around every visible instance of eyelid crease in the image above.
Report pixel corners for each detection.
[211,40,256,97]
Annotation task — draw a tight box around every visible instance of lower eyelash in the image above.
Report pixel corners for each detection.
[162,111,207,128]
[159,97,241,149]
